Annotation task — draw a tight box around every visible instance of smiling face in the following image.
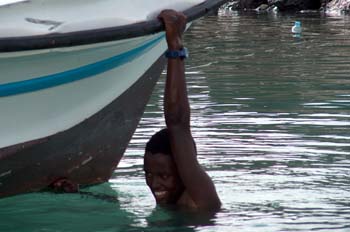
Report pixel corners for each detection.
[144,152,184,205]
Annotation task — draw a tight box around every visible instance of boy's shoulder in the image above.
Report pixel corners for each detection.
[177,191,198,209]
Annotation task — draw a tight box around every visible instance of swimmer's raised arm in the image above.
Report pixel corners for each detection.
[159,10,221,211]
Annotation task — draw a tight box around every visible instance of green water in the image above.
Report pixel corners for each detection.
[1,11,350,231]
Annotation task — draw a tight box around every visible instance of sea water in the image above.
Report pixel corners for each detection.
[1,10,350,232]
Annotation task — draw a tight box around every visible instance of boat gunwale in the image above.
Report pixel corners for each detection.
[0,0,229,52]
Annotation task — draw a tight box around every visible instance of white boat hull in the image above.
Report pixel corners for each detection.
[0,0,229,198]
[0,33,166,149]
[0,0,205,37]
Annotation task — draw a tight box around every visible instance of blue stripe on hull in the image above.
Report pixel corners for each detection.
[0,34,164,97]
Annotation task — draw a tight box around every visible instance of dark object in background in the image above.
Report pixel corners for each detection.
[240,0,268,9]
[229,0,321,10]
[270,0,321,11]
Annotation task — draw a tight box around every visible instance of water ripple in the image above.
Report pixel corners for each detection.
[119,11,350,232]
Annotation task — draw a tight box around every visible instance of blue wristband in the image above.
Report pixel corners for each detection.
[165,47,189,59]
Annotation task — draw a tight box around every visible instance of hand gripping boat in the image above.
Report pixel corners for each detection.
[0,0,229,198]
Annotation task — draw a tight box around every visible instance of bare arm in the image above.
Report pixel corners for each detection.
[159,10,221,211]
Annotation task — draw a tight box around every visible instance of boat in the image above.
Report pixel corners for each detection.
[0,0,229,198]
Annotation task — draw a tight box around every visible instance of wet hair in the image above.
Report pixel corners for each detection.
[145,128,172,156]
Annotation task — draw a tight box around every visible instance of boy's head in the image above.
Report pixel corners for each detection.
[145,128,172,156]
[144,128,184,204]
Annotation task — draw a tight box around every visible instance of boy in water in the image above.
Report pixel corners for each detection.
[144,10,221,211]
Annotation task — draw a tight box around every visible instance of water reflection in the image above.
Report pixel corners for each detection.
[120,10,350,231]
[0,10,349,232]
[0,184,136,232]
